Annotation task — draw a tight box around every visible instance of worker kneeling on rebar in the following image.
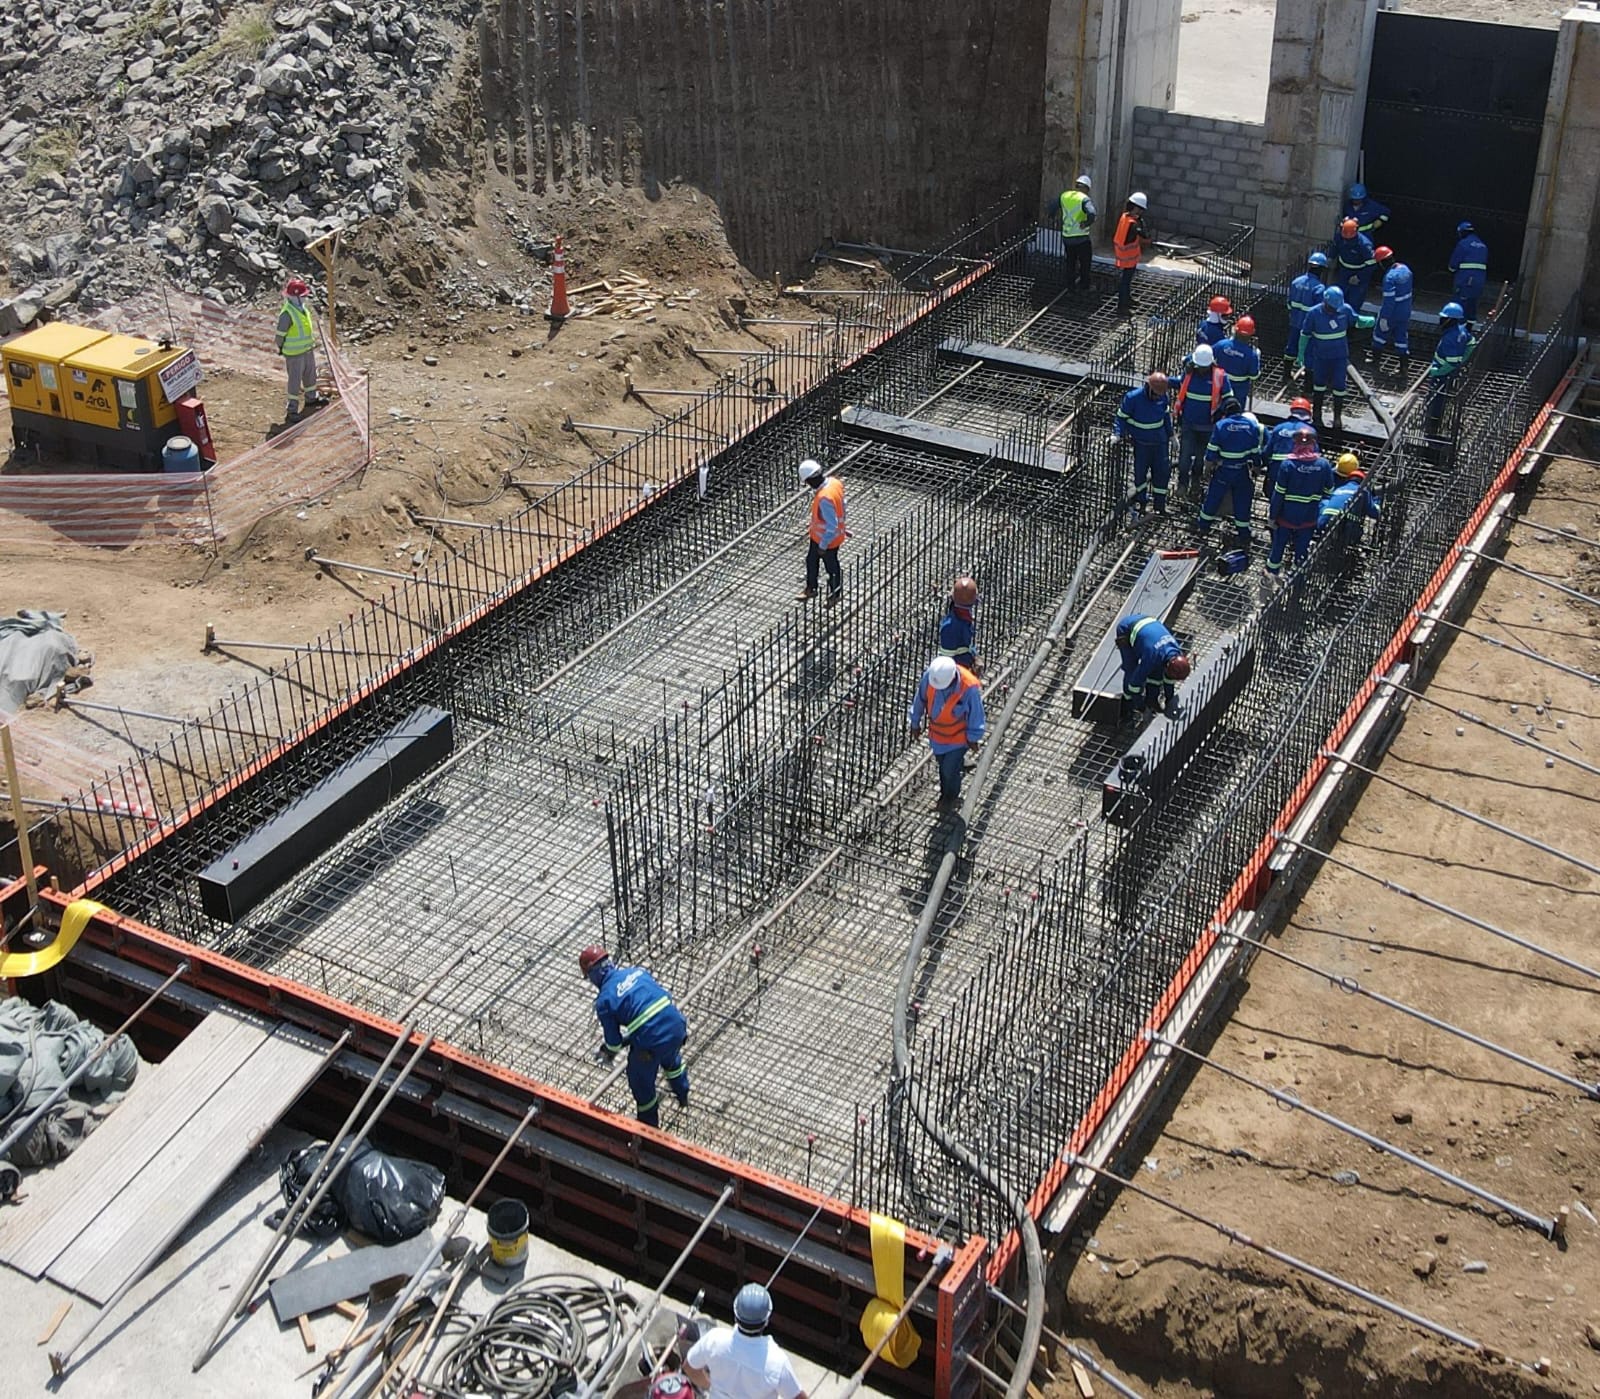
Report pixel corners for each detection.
[580,947,690,1128]
[1115,615,1191,719]
[908,655,985,811]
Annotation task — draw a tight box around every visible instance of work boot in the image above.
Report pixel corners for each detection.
[824,590,842,608]
[1332,398,1345,436]
[1312,392,1327,432]
[796,586,817,601]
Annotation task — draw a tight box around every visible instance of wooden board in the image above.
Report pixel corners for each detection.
[48,1023,329,1302]
[838,406,1072,475]
[0,1010,269,1277]
[267,1234,435,1324]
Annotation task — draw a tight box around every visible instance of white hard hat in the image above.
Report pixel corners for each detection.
[798,458,824,483]
[1075,174,1092,189]
[927,656,959,690]
[1129,192,1149,209]
[1192,343,1215,367]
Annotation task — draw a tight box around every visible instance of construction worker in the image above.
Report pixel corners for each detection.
[275,277,324,421]
[1425,302,1476,435]
[1319,453,1382,533]
[908,655,985,810]
[1332,217,1376,310]
[938,575,981,674]
[1197,295,1231,348]
[683,1284,807,1399]
[797,459,845,605]
[580,947,689,1129]
[1343,182,1390,238]
[1213,315,1260,409]
[1194,395,1262,554]
[1284,251,1330,365]
[1266,428,1335,576]
[1172,343,1224,501]
[1110,371,1174,514]
[1369,246,1413,368]
[1299,286,1374,436]
[1113,193,1151,318]
[1261,397,1316,501]
[1059,174,1096,292]
[1114,614,1191,717]
[1449,220,1490,322]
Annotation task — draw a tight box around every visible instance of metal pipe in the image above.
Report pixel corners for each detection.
[1150,1033,1562,1236]
[1279,834,1600,986]
[0,962,189,1162]
[1065,1156,1494,1358]
[986,1288,1149,1399]
[1378,677,1600,780]
[52,691,284,740]
[1422,615,1600,687]
[1323,749,1600,880]
[1463,547,1600,608]
[832,1246,952,1399]
[0,793,159,822]
[320,1101,541,1399]
[407,512,564,541]
[305,549,498,596]
[1512,518,1600,552]
[202,626,391,659]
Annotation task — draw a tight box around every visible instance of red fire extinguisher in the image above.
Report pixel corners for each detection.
[176,396,216,464]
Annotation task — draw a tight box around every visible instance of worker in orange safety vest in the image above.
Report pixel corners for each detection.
[797,458,846,605]
[908,655,986,810]
[1114,192,1151,318]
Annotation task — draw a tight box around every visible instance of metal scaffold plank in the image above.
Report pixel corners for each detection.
[1072,550,1202,722]
[838,406,1071,474]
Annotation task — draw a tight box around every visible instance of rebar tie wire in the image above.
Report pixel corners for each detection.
[1146,1031,1562,1238]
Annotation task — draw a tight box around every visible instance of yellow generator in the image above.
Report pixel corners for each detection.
[4,322,200,471]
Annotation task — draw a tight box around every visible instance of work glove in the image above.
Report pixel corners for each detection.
[594,1045,617,1067]
[909,723,923,740]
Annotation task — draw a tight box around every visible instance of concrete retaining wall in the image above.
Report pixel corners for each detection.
[1128,105,1263,244]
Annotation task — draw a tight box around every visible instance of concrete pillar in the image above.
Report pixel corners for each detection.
[1041,0,1180,242]
[1520,8,1600,330]
[1254,0,1379,275]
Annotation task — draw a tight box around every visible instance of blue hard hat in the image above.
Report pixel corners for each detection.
[1349,182,1367,200]
[1441,301,1466,321]
[733,1283,773,1331]
[1307,251,1330,269]
[1322,285,1344,310]
[1457,220,1474,235]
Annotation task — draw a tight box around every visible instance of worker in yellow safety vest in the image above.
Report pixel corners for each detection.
[1059,174,1097,292]
[275,277,326,421]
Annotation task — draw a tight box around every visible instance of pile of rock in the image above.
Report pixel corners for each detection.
[0,0,475,327]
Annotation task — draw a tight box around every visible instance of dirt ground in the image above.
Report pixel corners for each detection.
[1054,448,1600,1397]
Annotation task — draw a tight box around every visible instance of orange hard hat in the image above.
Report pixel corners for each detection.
[1288,396,1313,416]
[1340,218,1358,238]
[1164,655,1192,682]
[1208,296,1232,315]
[1234,315,1256,336]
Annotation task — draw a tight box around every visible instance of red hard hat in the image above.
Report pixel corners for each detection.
[1208,296,1232,316]
[951,575,978,607]
[285,277,310,296]
[649,1376,693,1399]
[1374,245,1394,262]
[1164,655,1192,682]
[1340,218,1358,238]
[1234,315,1256,336]
[578,946,610,977]
[1288,397,1313,416]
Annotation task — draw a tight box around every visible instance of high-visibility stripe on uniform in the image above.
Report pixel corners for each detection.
[621,994,671,1039]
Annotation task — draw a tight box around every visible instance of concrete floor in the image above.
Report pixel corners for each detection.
[0,1126,880,1399]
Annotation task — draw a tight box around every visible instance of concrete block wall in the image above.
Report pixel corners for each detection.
[1129,107,1263,244]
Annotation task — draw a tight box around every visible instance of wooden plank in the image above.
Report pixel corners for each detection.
[36,1299,71,1346]
[47,1025,328,1303]
[838,406,1072,475]
[297,1313,316,1353]
[0,1011,270,1277]
[267,1234,435,1323]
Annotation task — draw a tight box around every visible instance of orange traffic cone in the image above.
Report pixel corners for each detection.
[548,236,570,322]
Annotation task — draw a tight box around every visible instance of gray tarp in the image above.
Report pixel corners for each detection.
[0,609,81,713]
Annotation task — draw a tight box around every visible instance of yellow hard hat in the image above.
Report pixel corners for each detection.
[1336,452,1361,477]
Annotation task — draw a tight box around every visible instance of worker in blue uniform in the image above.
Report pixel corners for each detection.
[909,655,986,809]
[1213,315,1260,409]
[1194,394,1263,554]
[1342,183,1390,238]
[1319,453,1382,537]
[1425,302,1476,435]
[1261,397,1316,501]
[1197,295,1232,348]
[1332,217,1377,309]
[1448,221,1490,322]
[1368,246,1413,368]
[581,947,689,1128]
[1114,614,1192,717]
[937,575,981,674]
[1172,343,1224,501]
[1299,285,1374,436]
[1111,371,1174,514]
[1284,251,1330,365]
[1266,428,1336,576]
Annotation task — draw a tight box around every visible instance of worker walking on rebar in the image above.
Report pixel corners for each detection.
[1424,302,1477,435]
[1284,251,1330,367]
[1261,397,1317,501]
[908,655,985,811]
[1266,428,1336,577]
[1059,174,1097,292]
[1110,371,1173,515]
[1213,315,1260,409]
[1368,246,1413,369]
[275,277,326,422]
[1172,343,1224,502]
[1193,394,1263,554]
[1197,295,1231,348]
[1115,614,1191,718]
[580,948,690,1129]
[937,575,982,674]
[1299,286,1374,436]
[1113,192,1151,318]
[1448,220,1490,322]
[797,459,845,606]
[1342,182,1390,239]
[683,1284,807,1399]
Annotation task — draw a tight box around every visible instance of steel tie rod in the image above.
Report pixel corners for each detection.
[1320,748,1600,881]
[304,548,499,596]
[1378,676,1600,780]
[1511,518,1600,552]
[1148,1032,1562,1238]
[1462,546,1600,608]
[1062,1155,1504,1362]
[1277,833,1600,985]
[831,1245,952,1399]
[1419,612,1600,687]
[986,1288,1149,1399]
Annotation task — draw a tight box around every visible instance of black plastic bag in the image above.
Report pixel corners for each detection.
[270,1139,444,1243]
